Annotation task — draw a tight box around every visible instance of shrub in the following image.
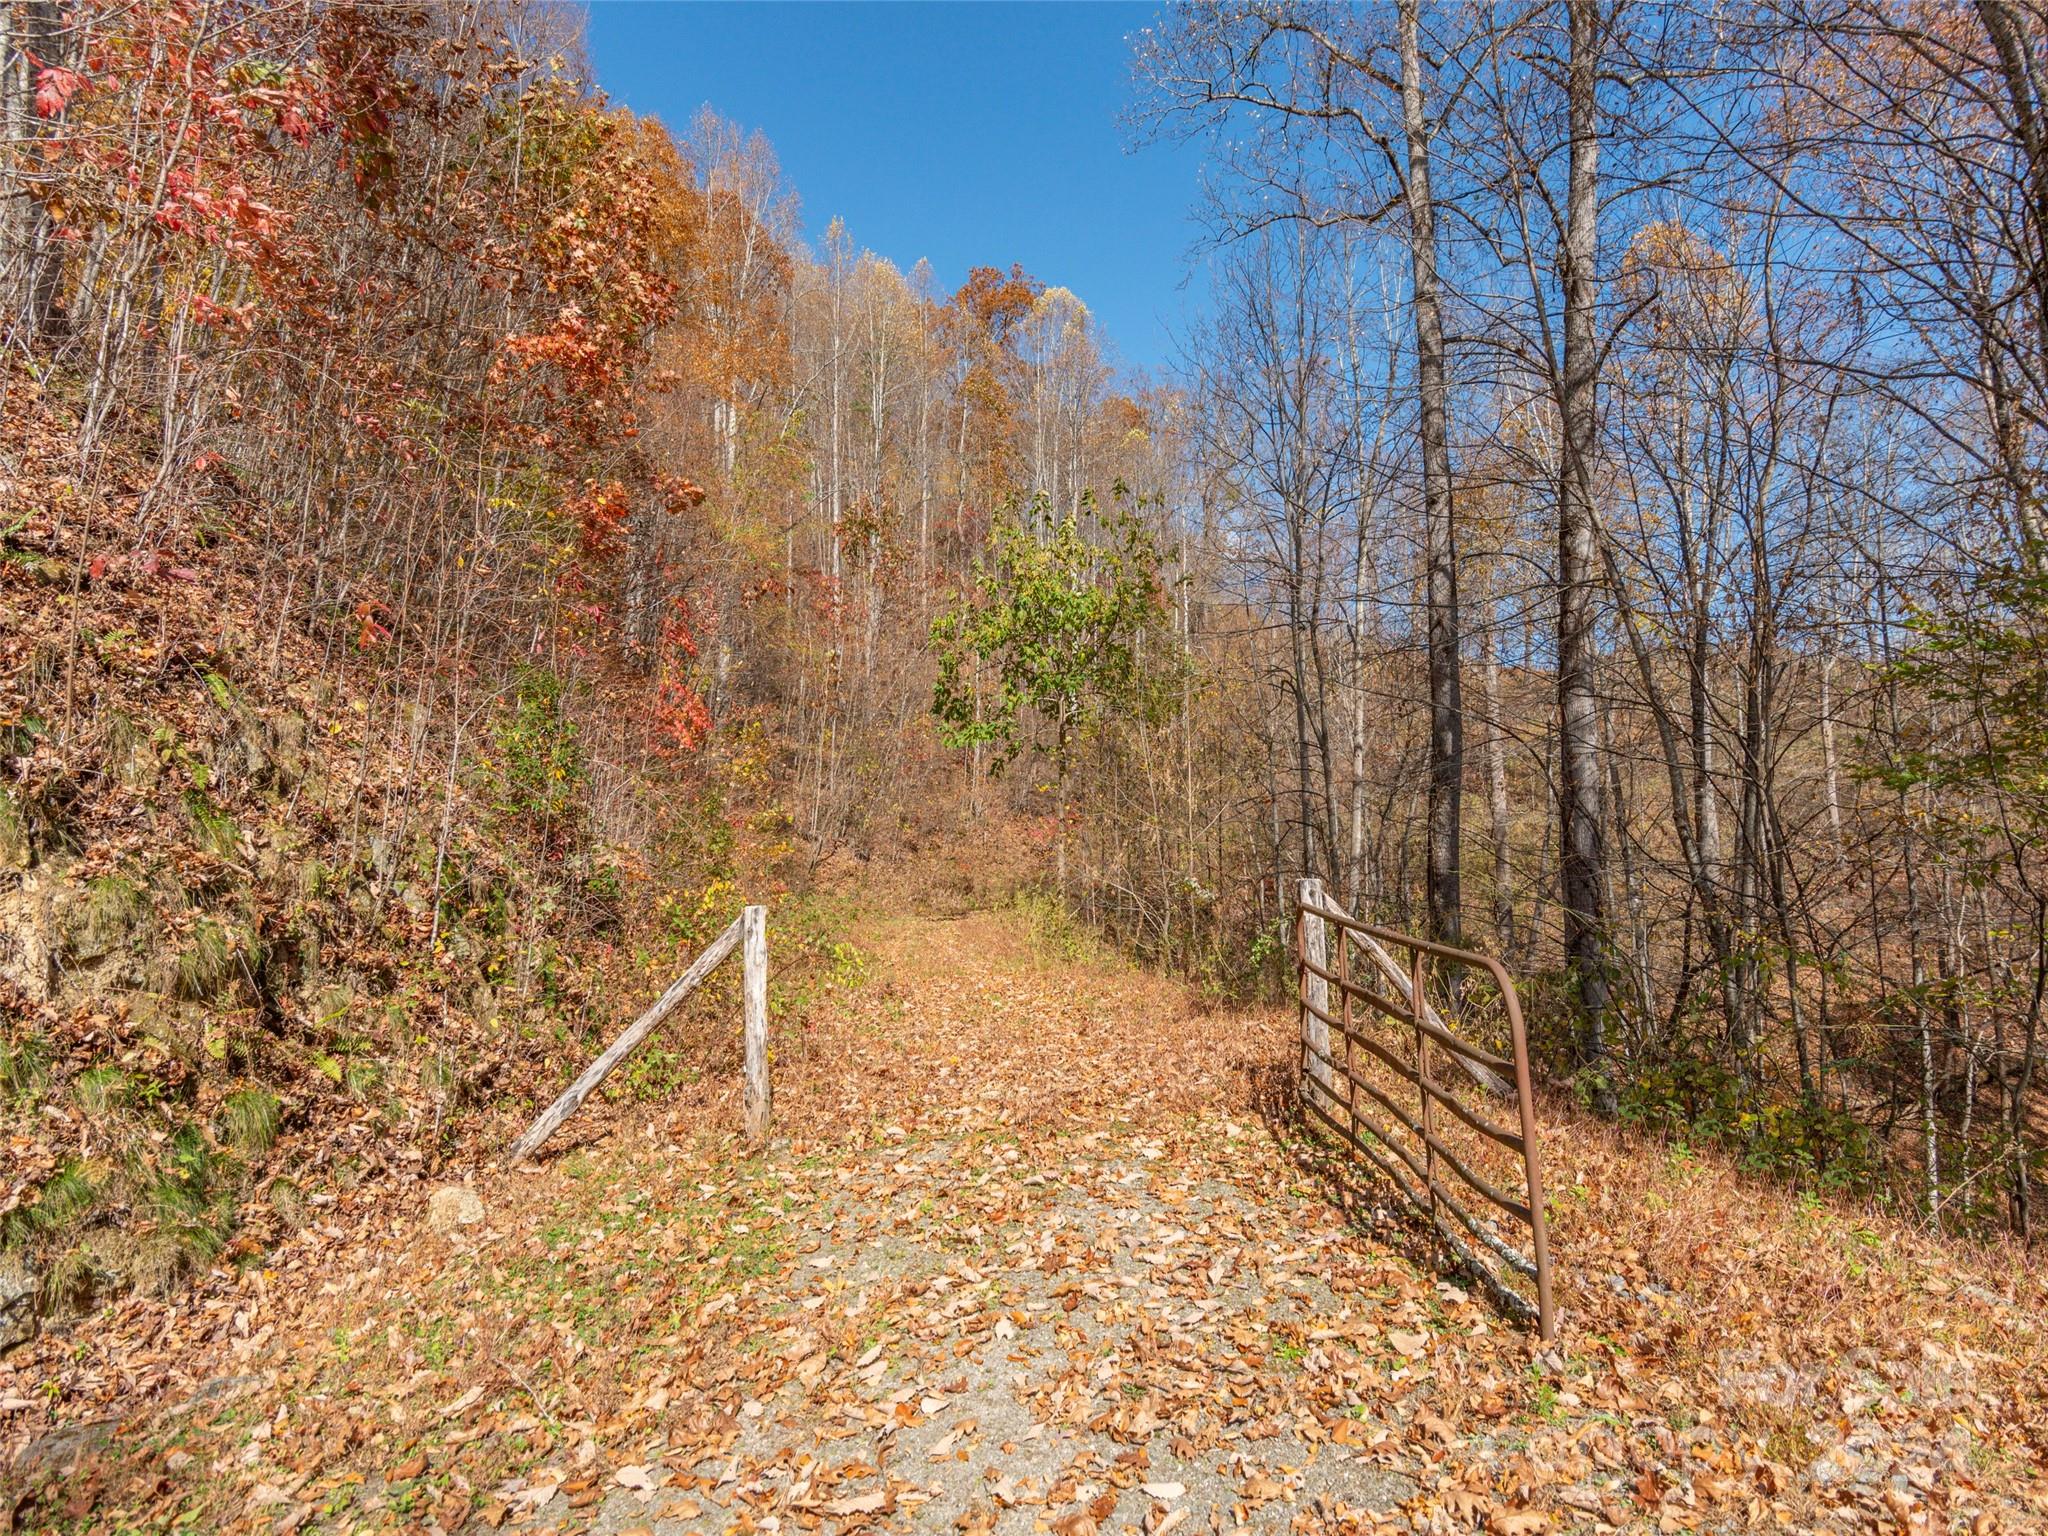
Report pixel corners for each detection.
[1619,1051,1879,1196]
[493,666,587,826]
[1012,886,1101,966]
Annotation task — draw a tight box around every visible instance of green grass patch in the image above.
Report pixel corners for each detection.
[216,1087,281,1157]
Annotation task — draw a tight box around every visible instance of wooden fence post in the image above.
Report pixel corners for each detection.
[507,914,744,1163]
[1299,877,1334,1110]
[743,904,769,1150]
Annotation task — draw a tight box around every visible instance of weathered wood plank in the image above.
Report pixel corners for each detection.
[506,914,744,1163]
[1298,878,1336,1114]
[742,904,769,1149]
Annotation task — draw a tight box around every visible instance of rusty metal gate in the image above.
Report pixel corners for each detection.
[1294,879,1556,1338]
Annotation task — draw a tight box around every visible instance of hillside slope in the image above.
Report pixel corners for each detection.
[0,366,831,1353]
[4,904,2041,1534]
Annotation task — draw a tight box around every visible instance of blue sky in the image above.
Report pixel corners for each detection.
[583,1,1209,376]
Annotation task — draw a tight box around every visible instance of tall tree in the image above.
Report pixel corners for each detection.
[1556,0,1614,1098]
[1138,1,1465,931]
[1399,0,1464,944]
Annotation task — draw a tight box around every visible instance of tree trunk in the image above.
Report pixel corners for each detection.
[1975,0,2048,567]
[1558,0,1614,1108]
[1400,0,1463,946]
[1484,624,1514,955]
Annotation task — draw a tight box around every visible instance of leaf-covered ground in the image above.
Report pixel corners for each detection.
[3,906,2044,1534]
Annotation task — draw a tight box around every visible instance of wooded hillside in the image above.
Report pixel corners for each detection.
[0,0,1180,1340]
[1,0,2045,1391]
[1128,0,2048,1240]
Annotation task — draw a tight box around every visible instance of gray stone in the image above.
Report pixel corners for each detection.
[1,1261,38,1352]
[427,1185,485,1233]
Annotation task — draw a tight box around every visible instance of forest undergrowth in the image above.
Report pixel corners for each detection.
[0,364,874,1355]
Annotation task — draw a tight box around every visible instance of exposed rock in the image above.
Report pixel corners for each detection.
[164,1372,265,1414]
[427,1185,485,1233]
[1717,1356,1817,1412]
[0,868,59,1001]
[1810,1441,1876,1489]
[8,1418,111,1475]
[1,1260,38,1352]
[1957,1283,2011,1308]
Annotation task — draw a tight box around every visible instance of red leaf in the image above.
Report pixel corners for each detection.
[33,63,84,118]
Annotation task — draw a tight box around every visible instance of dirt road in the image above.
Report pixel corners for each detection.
[7,907,2042,1534]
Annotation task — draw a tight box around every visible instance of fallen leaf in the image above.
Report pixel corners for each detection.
[1416,1412,1458,1446]
[824,1490,890,1517]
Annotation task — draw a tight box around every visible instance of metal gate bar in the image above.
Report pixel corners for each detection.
[1294,879,1556,1338]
